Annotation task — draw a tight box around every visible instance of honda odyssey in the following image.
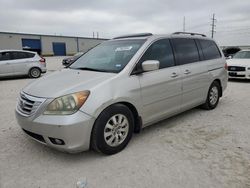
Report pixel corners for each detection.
[15,32,228,155]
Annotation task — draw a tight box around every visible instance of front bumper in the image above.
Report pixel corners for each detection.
[228,71,250,79]
[15,109,95,153]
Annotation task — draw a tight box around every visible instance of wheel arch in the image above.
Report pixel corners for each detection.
[28,66,42,74]
[213,78,222,97]
[119,101,142,133]
[92,101,142,134]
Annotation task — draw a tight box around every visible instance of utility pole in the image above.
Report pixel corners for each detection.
[211,14,216,38]
[183,16,186,32]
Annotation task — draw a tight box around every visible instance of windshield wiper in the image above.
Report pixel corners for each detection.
[71,67,109,72]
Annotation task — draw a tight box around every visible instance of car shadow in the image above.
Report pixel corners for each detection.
[228,79,250,83]
[0,75,29,81]
[0,74,47,81]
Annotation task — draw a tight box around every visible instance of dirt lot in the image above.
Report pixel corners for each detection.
[0,57,250,188]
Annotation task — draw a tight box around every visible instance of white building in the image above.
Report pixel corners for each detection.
[0,31,107,56]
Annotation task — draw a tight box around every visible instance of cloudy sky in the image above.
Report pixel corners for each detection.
[0,0,250,46]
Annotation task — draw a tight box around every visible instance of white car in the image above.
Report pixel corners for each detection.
[0,50,46,78]
[227,50,250,79]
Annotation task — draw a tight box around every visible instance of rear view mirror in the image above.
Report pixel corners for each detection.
[141,60,160,72]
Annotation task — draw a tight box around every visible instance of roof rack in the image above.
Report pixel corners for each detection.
[113,33,153,39]
[172,32,206,37]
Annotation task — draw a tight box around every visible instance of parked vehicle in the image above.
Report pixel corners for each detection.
[227,50,250,79]
[0,50,46,78]
[62,52,84,67]
[222,47,241,58]
[15,32,228,155]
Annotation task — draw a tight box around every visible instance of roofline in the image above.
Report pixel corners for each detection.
[0,49,37,53]
[0,31,109,40]
[113,33,153,39]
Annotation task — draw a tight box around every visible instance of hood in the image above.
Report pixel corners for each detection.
[23,69,116,98]
[227,59,250,67]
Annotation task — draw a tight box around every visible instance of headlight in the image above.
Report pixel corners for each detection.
[44,91,90,115]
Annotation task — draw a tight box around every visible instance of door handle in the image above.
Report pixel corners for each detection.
[184,70,191,74]
[171,72,178,78]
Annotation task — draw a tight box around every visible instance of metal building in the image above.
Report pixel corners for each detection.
[0,31,107,56]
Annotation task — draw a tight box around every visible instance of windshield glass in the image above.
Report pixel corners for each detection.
[70,39,146,73]
[233,51,250,59]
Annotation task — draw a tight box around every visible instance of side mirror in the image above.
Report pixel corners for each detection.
[141,60,160,72]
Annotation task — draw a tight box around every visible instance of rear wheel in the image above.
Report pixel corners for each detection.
[29,67,41,78]
[91,104,134,155]
[201,81,220,110]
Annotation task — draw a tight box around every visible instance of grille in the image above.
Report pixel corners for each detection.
[228,66,246,72]
[228,72,245,77]
[17,92,45,116]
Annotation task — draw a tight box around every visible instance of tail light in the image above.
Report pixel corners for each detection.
[39,56,46,66]
[224,63,228,70]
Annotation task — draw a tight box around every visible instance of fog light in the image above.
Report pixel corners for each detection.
[49,137,65,145]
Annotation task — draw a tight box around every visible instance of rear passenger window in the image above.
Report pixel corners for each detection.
[171,38,200,65]
[11,52,29,60]
[0,52,11,61]
[139,39,175,69]
[199,39,221,60]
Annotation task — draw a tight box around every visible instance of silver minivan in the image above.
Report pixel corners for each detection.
[0,50,46,78]
[15,32,228,155]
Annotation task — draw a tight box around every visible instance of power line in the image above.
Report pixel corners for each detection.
[217,28,250,33]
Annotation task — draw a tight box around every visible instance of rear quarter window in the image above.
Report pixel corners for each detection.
[25,52,35,58]
[199,39,221,60]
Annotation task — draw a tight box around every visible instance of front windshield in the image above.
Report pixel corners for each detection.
[70,39,146,73]
[233,51,250,59]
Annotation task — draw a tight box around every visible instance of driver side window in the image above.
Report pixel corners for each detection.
[137,39,175,71]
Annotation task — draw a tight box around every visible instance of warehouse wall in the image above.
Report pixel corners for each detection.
[0,33,40,50]
[41,36,77,56]
[0,32,107,56]
[78,38,106,53]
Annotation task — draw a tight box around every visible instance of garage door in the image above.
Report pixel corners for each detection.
[53,42,66,56]
[22,39,41,54]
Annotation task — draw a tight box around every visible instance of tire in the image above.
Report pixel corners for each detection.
[29,67,41,78]
[201,81,221,110]
[91,104,134,155]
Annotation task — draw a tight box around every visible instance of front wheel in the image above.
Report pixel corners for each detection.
[91,104,134,155]
[201,81,221,110]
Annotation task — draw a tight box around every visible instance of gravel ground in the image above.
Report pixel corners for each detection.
[0,57,250,188]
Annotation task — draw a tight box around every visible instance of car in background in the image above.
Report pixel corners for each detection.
[62,52,84,67]
[227,50,250,79]
[222,47,241,58]
[0,50,46,78]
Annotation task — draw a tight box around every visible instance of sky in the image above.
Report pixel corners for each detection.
[0,0,250,46]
